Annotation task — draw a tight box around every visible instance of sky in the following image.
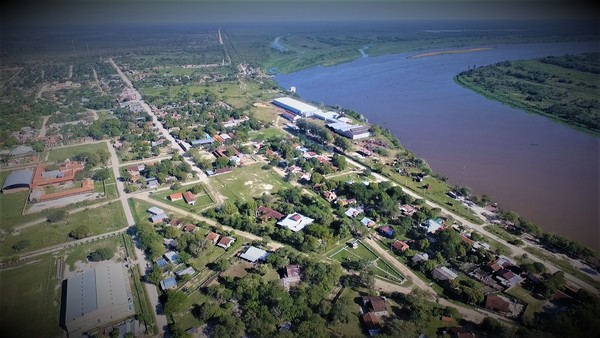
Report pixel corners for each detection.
[2,0,598,26]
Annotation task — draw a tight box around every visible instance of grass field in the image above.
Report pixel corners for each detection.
[0,201,126,257]
[330,240,404,283]
[209,164,291,202]
[0,190,42,231]
[47,142,109,163]
[0,254,63,337]
[248,126,284,140]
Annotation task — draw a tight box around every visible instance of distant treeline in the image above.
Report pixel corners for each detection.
[455,53,600,134]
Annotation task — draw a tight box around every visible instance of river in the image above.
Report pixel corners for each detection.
[275,41,599,251]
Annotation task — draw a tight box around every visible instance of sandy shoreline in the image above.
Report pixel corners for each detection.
[409,47,493,59]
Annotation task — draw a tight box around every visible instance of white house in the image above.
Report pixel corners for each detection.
[277,213,314,232]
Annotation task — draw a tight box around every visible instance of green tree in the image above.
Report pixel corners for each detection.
[93,168,111,181]
[163,290,187,315]
[88,248,113,262]
[69,225,92,239]
[146,265,163,285]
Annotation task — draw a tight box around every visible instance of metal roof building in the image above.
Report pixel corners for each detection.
[240,246,269,263]
[1,168,33,193]
[272,97,321,117]
[63,262,134,335]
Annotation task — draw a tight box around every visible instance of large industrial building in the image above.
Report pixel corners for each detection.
[62,262,135,336]
[327,122,371,140]
[1,168,33,194]
[272,97,321,117]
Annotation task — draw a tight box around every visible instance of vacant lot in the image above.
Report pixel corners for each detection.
[47,142,109,163]
[330,240,404,283]
[210,164,290,202]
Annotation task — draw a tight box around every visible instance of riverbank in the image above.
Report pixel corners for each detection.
[454,54,600,135]
[408,47,493,59]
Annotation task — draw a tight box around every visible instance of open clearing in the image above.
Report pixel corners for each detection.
[209,164,290,202]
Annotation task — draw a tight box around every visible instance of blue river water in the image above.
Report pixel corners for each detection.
[275,41,599,250]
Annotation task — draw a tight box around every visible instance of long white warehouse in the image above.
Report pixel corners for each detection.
[272,97,321,117]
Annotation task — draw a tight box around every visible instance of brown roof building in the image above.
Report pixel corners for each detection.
[484,294,510,313]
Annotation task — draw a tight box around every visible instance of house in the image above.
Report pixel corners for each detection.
[362,296,389,317]
[206,232,220,244]
[361,217,377,227]
[155,258,168,269]
[240,246,269,263]
[421,219,444,234]
[217,236,235,249]
[432,266,458,282]
[484,294,510,313]
[337,198,357,206]
[322,190,337,202]
[160,277,177,291]
[348,239,359,249]
[280,264,302,290]
[344,207,364,218]
[146,177,159,188]
[411,253,429,264]
[391,240,409,252]
[150,213,168,224]
[183,191,196,205]
[485,263,503,273]
[168,218,182,228]
[169,192,183,201]
[175,267,195,278]
[378,226,394,238]
[164,251,179,264]
[362,312,382,336]
[447,327,475,338]
[277,213,314,232]
[163,238,177,249]
[496,269,524,288]
[399,204,417,216]
[496,255,515,268]
[183,224,197,233]
[257,206,284,222]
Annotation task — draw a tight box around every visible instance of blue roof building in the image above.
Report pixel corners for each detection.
[160,277,177,291]
[378,226,394,238]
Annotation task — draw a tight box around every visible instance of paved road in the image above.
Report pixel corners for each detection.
[345,156,599,295]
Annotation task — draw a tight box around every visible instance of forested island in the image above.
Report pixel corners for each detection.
[455,53,600,134]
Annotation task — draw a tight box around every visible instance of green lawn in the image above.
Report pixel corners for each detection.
[330,241,405,283]
[47,142,109,163]
[506,285,546,319]
[0,254,63,337]
[1,201,126,257]
[209,164,291,202]
[248,127,284,140]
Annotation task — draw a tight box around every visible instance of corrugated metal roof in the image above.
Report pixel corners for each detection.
[2,168,33,190]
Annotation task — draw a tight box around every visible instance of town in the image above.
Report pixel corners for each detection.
[1,23,599,338]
